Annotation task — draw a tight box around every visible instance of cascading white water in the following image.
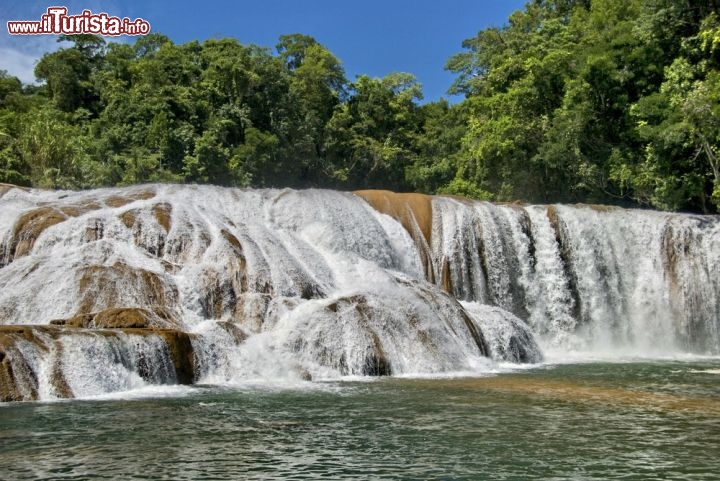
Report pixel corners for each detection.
[461,302,543,364]
[1,327,183,400]
[0,184,718,400]
[57,331,178,398]
[428,199,720,355]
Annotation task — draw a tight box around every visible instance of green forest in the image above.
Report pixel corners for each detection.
[1,0,719,212]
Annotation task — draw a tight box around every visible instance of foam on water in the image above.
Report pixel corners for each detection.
[76,384,201,402]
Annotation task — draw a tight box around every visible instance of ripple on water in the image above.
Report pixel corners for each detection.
[1,361,720,480]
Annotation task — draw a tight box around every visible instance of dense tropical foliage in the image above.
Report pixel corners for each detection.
[1,0,719,212]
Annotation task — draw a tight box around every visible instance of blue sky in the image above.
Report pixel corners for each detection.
[1,0,526,102]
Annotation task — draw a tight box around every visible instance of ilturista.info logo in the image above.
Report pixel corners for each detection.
[7,7,151,36]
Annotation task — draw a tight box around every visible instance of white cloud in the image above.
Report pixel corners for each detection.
[0,32,61,84]
[2,3,64,84]
[0,47,42,84]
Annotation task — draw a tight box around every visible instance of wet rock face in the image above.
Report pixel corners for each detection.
[546,206,582,322]
[0,325,196,402]
[50,307,180,330]
[0,183,29,199]
[354,190,436,282]
[153,329,196,385]
[462,303,543,364]
[0,327,41,402]
[0,190,154,265]
[9,207,69,259]
[76,263,180,317]
[277,282,492,377]
[354,190,433,244]
[290,295,394,377]
[3,185,501,398]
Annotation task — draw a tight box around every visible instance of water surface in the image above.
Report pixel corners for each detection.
[2,359,719,480]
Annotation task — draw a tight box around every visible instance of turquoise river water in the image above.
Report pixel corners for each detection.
[2,358,719,480]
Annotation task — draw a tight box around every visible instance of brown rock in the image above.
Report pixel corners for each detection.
[60,307,180,329]
[10,207,68,259]
[77,262,179,316]
[0,326,51,401]
[354,190,433,244]
[93,307,153,329]
[104,189,155,208]
[119,209,138,228]
[546,206,582,320]
[216,322,248,344]
[152,203,172,232]
[355,190,435,282]
[573,203,621,213]
[58,200,102,217]
[152,329,196,385]
[3,198,106,263]
[83,218,104,242]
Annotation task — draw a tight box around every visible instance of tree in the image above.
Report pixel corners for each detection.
[446,0,720,211]
[630,13,720,210]
[35,35,105,113]
[406,100,466,195]
[324,73,422,190]
[275,34,347,186]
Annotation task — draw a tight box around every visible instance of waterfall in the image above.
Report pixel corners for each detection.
[0,326,187,400]
[422,198,720,354]
[0,184,718,400]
